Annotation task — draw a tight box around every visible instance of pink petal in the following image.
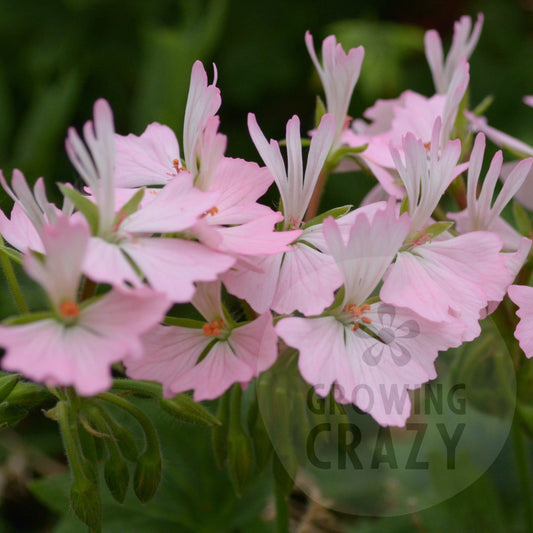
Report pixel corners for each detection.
[509,285,533,357]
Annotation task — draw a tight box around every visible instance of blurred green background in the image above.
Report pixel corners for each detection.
[1,0,533,531]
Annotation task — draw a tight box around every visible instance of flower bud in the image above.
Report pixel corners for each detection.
[104,454,129,504]
[160,394,221,427]
[70,475,102,533]
[133,451,162,503]
[0,373,19,403]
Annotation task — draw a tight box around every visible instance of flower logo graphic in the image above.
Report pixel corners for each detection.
[361,304,420,367]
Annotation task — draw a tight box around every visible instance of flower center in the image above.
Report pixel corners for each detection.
[173,158,186,173]
[343,303,372,331]
[59,300,81,318]
[203,319,226,337]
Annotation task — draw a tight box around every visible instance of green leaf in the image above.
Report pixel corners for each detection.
[59,184,99,235]
[302,204,352,229]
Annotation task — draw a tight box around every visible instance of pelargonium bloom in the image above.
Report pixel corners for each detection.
[0,216,170,396]
[381,122,513,340]
[448,132,533,250]
[66,98,234,302]
[277,204,461,426]
[223,113,343,316]
[425,13,483,93]
[305,31,365,150]
[125,281,277,401]
[342,60,469,197]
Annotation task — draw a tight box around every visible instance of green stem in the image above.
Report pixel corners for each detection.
[304,166,330,222]
[512,416,533,532]
[56,401,87,480]
[97,392,159,454]
[111,378,162,398]
[274,474,290,533]
[0,235,28,313]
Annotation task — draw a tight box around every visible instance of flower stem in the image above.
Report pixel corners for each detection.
[304,167,330,222]
[512,415,533,532]
[0,235,28,314]
[274,473,290,533]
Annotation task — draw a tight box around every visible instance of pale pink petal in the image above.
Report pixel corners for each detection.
[122,237,234,302]
[508,285,533,357]
[191,280,225,323]
[83,237,141,287]
[0,203,44,253]
[271,242,342,315]
[115,122,182,187]
[125,325,209,397]
[120,175,218,234]
[223,254,283,313]
[501,161,533,211]
[170,342,255,401]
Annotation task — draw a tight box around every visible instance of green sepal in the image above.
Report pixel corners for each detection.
[0,244,22,265]
[513,200,532,237]
[160,394,221,426]
[423,221,455,239]
[302,204,352,229]
[114,187,145,222]
[0,374,19,403]
[6,381,51,408]
[399,195,409,215]
[314,95,327,128]
[327,143,368,169]
[163,316,205,328]
[3,312,54,325]
[59,184,99,234]
[471,95,494,117]
[0,402,29,429]
[133,450,162,503]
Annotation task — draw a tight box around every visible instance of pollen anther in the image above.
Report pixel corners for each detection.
[203,319,226,337]
[59,300,81,318]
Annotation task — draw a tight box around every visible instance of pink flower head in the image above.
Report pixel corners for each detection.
[277,204,461,426]
[66,99,117,236]
[248,112,335,228]
[391,118,462,232]
[66,99,235,301]
[125,281,277,401]
[305,31,365,149]
[342,59,468,197]
[425,13,483,94]
[183,61,222,180]
[0,216,170,395]
[448,132,533,250]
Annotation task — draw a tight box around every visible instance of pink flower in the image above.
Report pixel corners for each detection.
[305,31,365,150]
[508,285,533,358]
[425,14,483,94]
[0,217,170,396]
[277,204,461,426]
[381,126,514,340]
[125,281,277,401]
[223,113,341,316]
[342,60,469,197]
[66,99,235,301]
[447,133,533,250]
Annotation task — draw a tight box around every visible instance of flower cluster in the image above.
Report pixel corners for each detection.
[1,13,533,428]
